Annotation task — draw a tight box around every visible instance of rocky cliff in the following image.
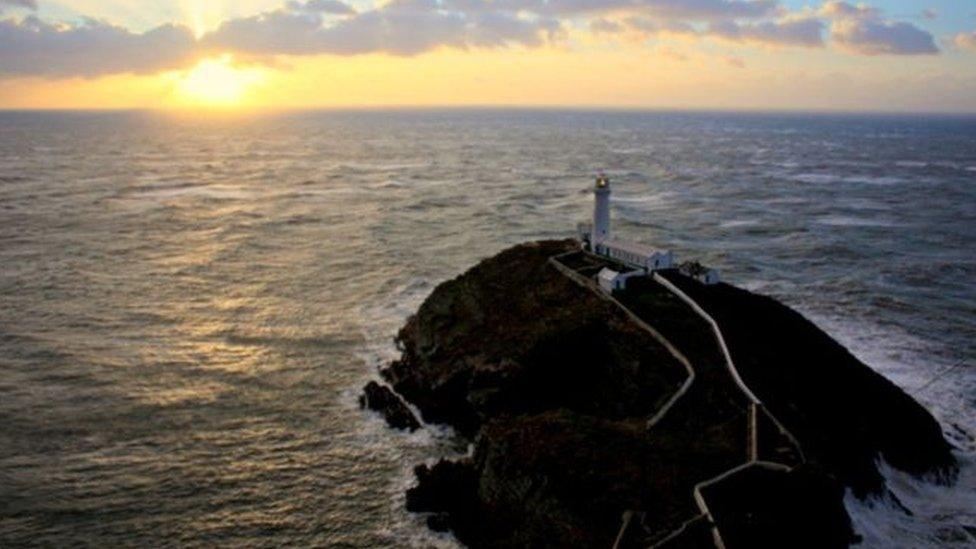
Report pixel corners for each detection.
[365,240,957,548]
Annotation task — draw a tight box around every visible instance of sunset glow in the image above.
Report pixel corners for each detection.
[175,56,265,107]
[0,0,974,112]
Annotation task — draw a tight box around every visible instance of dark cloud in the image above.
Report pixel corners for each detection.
[831,18,937,55]
[444,0,777,20]
[821,1,938,55]
[596,13,822,47]
[623,16,697,36]
[636,0,777,21]
[285,0,356,15]
[0,16,196,77]
[709,17,825,47]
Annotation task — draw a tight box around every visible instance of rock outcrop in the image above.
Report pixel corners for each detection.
[364,239,957,548]
[359,381,420,431]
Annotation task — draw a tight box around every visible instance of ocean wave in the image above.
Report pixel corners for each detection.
[792,173,906,186]
[123,184,256,201]
[846,457,976,548]
[719,219,761,228]
[815,215,898,228]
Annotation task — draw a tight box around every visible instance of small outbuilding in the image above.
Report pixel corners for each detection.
[700,269,721,285]
[679,262,722,286]
[598,268,644,293]
[598,268,622,292]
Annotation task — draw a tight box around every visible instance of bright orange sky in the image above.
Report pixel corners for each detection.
[1,0,975,112]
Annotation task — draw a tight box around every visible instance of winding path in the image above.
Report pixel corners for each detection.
[549,251,805,549]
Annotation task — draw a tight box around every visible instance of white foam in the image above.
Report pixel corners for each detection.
[719,219,761,228]
[790,173,905,186]
[815,215,897,228]
[350,273,465,547]
[794,309,976,546]
[793,173,837,184]
[846,457,976,548]
[841,175,904,186]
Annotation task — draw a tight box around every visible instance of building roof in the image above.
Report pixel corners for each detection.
[598,268,621,281]
[600,239,670,258]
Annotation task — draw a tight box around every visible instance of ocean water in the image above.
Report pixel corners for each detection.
[0,110,973,547]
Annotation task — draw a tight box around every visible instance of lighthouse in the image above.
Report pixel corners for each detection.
[574,173,700,291]
[592,174,611,244]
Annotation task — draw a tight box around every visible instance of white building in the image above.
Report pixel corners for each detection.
[598,268,645,293]
[594,239,674,272]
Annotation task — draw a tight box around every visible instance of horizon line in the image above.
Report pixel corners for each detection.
[2,105,976,117]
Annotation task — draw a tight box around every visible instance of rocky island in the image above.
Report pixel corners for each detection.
[361,239,957,548]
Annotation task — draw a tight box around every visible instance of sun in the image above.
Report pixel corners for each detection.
[175,55,265,107]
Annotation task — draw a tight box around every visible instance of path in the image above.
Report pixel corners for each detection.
[549,251,805,549]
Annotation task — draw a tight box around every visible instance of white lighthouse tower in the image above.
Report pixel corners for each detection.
[592,174,611,245]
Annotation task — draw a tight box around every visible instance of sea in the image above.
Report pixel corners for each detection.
[0,110,973,547]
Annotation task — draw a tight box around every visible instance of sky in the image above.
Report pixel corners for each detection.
[0,0,975,111]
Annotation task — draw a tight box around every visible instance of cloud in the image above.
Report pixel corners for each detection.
[0,16,197,77]
[625,0,778,21]
[591,11,821,48]
[622,17,697,36]
[829,18,938,55]
[202,0,560,57]
[285,0,356,15]
[590,18,623,35]
[921,9,937,21]
[443,0,777,20]
[0,0,36,9]
[820,1,938,55]
[709,17,825,47]
[0,0,560,77]
[0,0,949,79]
[818,1,877,19]
[955,31,976,52]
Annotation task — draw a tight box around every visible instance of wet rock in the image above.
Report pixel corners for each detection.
[359,381,420,431]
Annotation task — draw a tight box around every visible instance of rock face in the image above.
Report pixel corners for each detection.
[382,239,687,438]
[359,381,420,431]
[373,240,957,548]
[651,272,958,497]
